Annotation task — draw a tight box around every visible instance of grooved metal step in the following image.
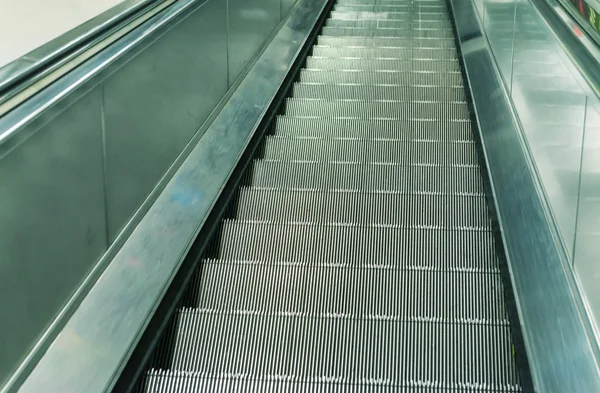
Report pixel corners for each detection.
[249,160,485,193]
[274,117,472,138]
[334,5,451,15]
[300,69,464,86]
[262,136,478,165]
[336,0,448,7]
[292,83,466,102]
[214,220,500,268]
[338,0,446,4]
[234,187,491,228]
[161,312,516,381]
[142,373,519,393]
[311,45,459,60]
[330,10,452,21]
[318,35,457,48]
[331,10,449,22]
[321,26,456,38]
[284,98,470,120]
[305,57,461,72]
[325,19,452,29]
[137,0,525,390]
[185,261,505,318]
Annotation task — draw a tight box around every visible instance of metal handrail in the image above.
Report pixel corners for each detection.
[0,0,171,116]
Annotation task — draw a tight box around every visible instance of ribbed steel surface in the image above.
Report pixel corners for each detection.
[137,0,523,391]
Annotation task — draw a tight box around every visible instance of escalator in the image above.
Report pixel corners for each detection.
[131,0,528,391]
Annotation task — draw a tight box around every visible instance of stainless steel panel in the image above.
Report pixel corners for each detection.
[575,103,600,340]
[449,0,600,391]
[103,0,228,241]
[282,0,298,15]
[16,0,328,392]
[228,0,281,84]
[0,87,107,388]
[481,0,586,258]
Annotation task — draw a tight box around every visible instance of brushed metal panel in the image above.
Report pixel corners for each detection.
[482,0,586,257]
[483,0,515,88]
[0,87,106,388]
[228,0,280,84]
[575,104,600,336]
[103,0,228,241]
[282,0,298,15]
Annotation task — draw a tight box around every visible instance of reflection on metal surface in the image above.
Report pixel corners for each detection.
[481,0,600,352]
[484,0,587,259]
[449,0,600,391]
[575,101,600,342]
[0,86,107,391]
[14,0,327,392]
[103,0,228,241]
[526,0,600,348]
[282,0,299,14]
[228,0,281,84]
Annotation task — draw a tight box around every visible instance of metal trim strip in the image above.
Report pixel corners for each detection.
[448,0,600,392]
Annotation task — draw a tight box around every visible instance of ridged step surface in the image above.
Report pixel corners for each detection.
[213,220,499,268]
[300,69,464,86]
[234,187,491,228]
[325,19,452,29]
[321,26,455,38]
[312,45,459,59]
[305,57,461,72]
[137,0,524,391]
[261,136,478,165]
[284,99,470,119]
[274,117,472,138]
[249,160,485,193]
[292,83,466,101]
[318,35,457,48]
[334,5,450,14]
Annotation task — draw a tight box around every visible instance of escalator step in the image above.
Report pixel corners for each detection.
[292,83,466,101]
[300,69,463,86]
[311,45,458,60]
[150,312,517,388]
[213,220,500,269]
[330,10,449,22]
[249,160,484,193]
[305,57,461,72]
[234,187,491,228]
[318,35,456,48]
[284,99,470,119]
[330,12,451,23]
[325,19,451,30]
[334,5,450,14]
[191,260,506,319]
[337,0,447,7]
[143,376,519,393]
[321,26,456,38]
[261,136,478,165]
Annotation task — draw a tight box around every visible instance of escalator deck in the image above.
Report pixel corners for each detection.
[139,0,524,391]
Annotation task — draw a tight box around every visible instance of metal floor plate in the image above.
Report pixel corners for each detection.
[137,0,524,391]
